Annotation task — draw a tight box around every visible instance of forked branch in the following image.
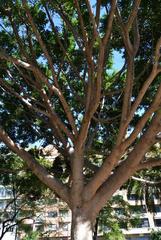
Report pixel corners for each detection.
[0,128,70,204]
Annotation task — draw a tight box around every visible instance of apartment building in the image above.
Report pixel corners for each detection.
[0,185,17,240]
[0,184,71,240]
[25,192,161,240]
[28,190,161,240]
[1,143,161,240]
[118,189,161,240]
[29,199,71,239]
[1,184,161,240]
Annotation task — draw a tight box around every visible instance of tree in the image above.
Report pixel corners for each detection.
[125,142,161,212]
[0,147,53,239]
[103,224,125,240]
[151,230,161,240]
[0,186,18,240]
[22,231,39,240]
[0,177,34,240]
[94,195,138,240]
[0,1,161,239]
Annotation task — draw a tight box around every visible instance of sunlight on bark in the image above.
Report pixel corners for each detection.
[72,217,93,240]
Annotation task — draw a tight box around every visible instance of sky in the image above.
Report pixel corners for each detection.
[113,51,124,71]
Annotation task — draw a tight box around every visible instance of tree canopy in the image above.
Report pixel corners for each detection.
[0,1,161,239]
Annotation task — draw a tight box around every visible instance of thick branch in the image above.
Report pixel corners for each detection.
[83,144,125,202]
[85,0,99,39]
[73,0,88,46]
[0,51,75,143]
[0,128,70,205]
[137,158,161,170]
[8,14,29,60]
[0,51,32,70]
[95,0,102,26]
[116,7,133,55]
[133,17,140,55]
[22,0,57,83]
[54,1,82,50]
[116,38,161,144]
[117,57,134,144]
[102,0,117,46]
[92,114,121,124]
[123,84,161,148]
[23,1,77,136]
[89,111,161,218]
[126,0,141,31]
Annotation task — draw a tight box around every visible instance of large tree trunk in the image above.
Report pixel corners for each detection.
[71,208,93,240]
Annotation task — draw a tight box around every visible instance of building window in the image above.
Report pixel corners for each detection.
[47,224,57,231]
[137,218,149,228]
[46,198,57,205]
[59,209,69,217]
[35,214,44,223]
[59,222,69,231]
[101,225,110,232]
[154,205,161,213]
[152,193,160,199]
[0,188,6,197]
[35,223,44,232]
[154,218,161,227]
[140,205,147,213]
[126,219,149,229]
[0,201,5,209]
[131,205,147,213]
[119,221,128,229]
[48,211,58,218]
[8,226,15,232]
[6,189,12,197]
[127,194,143,200]
[114,208,125,215]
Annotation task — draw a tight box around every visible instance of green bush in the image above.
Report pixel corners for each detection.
[22,231,39,240]
[150,230,161,240]
[103,222,125,240]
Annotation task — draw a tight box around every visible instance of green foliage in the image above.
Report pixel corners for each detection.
[99,195,139,235]
[0,148,57,238]
[0,3,161,239]
[0,147,49,201]
[150,230,161,240]
[22,231,39,240]
[125,142,161,211]
[0,0,160,166]
[103,222,125,240]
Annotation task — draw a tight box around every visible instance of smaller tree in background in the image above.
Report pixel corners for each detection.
[0,147,54,240]
[126,142,161,212]
[103,223,125,240]
[0,181,35,240]
[22,231,39,240]
[93,195,140,240]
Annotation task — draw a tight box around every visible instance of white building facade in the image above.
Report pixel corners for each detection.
[0,185,17,240]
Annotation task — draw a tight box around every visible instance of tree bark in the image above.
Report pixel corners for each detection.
[71,208,93,240]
